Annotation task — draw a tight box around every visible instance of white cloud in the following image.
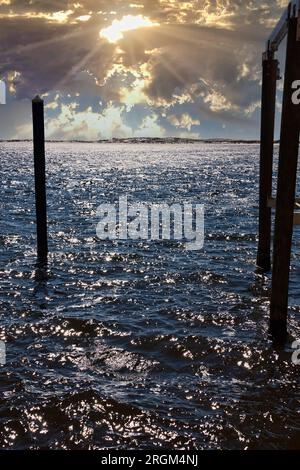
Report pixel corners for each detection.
[168,113,200,130]
[46,103,133,140]
[134,114,165,138]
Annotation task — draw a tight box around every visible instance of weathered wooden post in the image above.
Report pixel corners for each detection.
[270,16,300,343]
[32,96,48,261]
[257,51,278,271]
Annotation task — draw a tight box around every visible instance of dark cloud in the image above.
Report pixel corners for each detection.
[0,0,288,139]
[0,15,117,98]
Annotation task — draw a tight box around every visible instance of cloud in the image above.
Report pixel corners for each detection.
[134,114,165,137]
[0,0,287,139]
[168,113,200,131]
[46,102,133,140]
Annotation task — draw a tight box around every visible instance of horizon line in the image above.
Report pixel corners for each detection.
[0,137,269,144]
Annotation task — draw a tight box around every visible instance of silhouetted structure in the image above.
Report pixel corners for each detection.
[258,1,300,343]
[32,96,48,261]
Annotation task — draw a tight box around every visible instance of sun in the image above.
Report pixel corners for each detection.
[100,15,159,43]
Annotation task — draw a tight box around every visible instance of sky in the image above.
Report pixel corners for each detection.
[0,0,289,140]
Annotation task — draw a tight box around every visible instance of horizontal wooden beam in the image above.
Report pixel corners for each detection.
[267,197,276,208]
[294,213,300,225]
[265,1,300,55]
[267,198,300,225]
[267,197,300,208]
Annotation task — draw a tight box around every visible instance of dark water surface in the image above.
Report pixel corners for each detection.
[0,142,300,450]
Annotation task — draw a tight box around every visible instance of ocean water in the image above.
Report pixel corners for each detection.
[0,141,299,450]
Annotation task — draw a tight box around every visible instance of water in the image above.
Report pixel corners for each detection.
[0,142,299,450]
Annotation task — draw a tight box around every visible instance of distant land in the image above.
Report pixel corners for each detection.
[0,137,277,144]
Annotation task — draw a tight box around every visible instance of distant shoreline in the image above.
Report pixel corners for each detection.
[0,137,273,144]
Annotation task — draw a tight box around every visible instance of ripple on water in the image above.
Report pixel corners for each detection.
[0,142,300,450]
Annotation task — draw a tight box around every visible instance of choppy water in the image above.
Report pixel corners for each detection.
[0,142,300,450]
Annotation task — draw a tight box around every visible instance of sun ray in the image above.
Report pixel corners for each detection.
[157,23,250,49]
[1,25,101,57]
[54,42,102,90]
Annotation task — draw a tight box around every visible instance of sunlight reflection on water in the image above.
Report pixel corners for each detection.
[0,142,300,449]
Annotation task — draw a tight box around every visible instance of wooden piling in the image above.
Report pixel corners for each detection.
[270,17,300,343]
[257,54,278,271]
[32,96,48,261]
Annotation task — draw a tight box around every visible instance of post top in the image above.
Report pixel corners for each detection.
[266,0,300,55]
[32,95,43,103]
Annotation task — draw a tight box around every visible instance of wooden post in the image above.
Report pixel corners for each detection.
[270,17,300,343]
[32,96,48,261]
[257,54,278,271]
